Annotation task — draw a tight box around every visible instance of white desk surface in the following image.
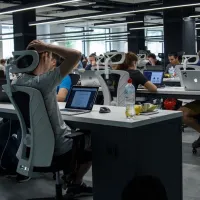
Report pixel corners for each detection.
[0,102,182,129]
[163,77,180,82]
[137,87,200,96]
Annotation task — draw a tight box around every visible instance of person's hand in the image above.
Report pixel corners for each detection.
[27,40,48,53]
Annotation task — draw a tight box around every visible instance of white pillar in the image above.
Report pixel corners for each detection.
[37,24,50,43]
[0,25,3,58]
[111,26,128,52]
[50,24,65,47]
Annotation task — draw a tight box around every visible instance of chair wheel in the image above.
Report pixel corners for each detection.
[193,148,197,155]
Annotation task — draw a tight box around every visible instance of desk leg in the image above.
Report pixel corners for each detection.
[91,118,182,200]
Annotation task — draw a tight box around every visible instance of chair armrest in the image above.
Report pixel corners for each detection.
[65,132,84,139]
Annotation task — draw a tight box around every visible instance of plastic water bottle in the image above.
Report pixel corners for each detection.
[169,67,175,77]
[125,78,135,119]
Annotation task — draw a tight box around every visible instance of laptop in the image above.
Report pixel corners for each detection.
[80,71,101,87]
[143,70,165,88]
[60,86,99,115]
[146,65,165,71]
[181,70,200,91]
[0,78,10,102]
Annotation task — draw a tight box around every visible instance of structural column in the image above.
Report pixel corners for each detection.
[127,16,145,53]
[163,0,195,58]
[13,10,36,51]
[197,30,200,52]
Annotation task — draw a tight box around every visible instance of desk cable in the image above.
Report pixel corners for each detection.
[0,119,12,170]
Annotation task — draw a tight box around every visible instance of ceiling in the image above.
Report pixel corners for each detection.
[0,0,199,29]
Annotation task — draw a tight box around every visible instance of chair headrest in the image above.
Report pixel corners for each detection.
[10,50,39,74]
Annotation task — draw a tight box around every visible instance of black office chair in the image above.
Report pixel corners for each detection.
[3,50,84,200]
[0,70,5,78]
[69,74,80,86]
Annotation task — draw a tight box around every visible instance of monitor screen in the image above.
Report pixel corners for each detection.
[143,71,163,84]
[66,87,98,110]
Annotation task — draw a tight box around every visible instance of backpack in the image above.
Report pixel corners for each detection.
[0,120,21,175]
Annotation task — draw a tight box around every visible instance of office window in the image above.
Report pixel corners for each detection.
[146,29,163,56]
[65,27,84,53]
[2,25,14,59]
[88,28,110,55]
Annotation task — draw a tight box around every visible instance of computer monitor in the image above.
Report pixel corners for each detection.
[65,86,99,111]
[143,70,164,86]
[146,65,165,71]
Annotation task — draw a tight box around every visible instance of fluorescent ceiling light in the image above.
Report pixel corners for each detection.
[196,27,200,29]
[0,0,81,15]
[47,32,130,40]
[37,30,93,37]
[55,38,127,42]
[130,26,163,30]
[29,2,200,26]
[190,15,200,18]
[94,21,143,27]
[196,23,200,25]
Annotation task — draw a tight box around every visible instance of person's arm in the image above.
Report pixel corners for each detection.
[57,88,69,102]
[57,76,72,102]
[136,71,157,92]
[46,44,81,77]
[144,81,157,92]
[27,40,81,78]
[165,64,170,74]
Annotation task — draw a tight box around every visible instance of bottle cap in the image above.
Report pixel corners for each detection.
[128,78,132,83]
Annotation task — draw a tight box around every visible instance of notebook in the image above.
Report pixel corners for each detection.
[60,86,99,116]
[143,70,164,88]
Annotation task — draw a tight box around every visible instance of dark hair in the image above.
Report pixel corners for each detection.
[0,59,6,65]
[116,52,138,70]
[168,52,178,58]
[148,53,156,60]
[122,176,168,200]
[110,50,118,52]
[89,53,96,57]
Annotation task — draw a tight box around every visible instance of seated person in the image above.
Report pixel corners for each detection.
[0,59,6,71]
[165,52,180,74]
[197,51,200,66]
[50,53,72,102]
[57,75,71,102]
[116,52,157,92]
[179,101,200,147]
[146,53,162,66]
[12,40,92,197]
[85,53,96,70]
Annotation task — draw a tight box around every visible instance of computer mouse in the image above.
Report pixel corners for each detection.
[99,107,111,113]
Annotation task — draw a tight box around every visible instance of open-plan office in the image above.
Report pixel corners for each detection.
[0,0,200,200]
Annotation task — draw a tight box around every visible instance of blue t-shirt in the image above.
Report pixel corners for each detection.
[57,75,72,101]
[197,60,200,66]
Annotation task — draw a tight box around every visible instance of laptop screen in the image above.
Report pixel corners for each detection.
[143,71,164,85]
[65,86,98,110]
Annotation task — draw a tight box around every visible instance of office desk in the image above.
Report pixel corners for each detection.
[163,77,181,87]
[0,103,182,200]
[137,87,200,100]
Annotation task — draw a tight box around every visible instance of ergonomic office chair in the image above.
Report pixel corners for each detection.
[137,54,148,72]
[95,52,130,106]
[3,50,84,200]
[69,73,80,86]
